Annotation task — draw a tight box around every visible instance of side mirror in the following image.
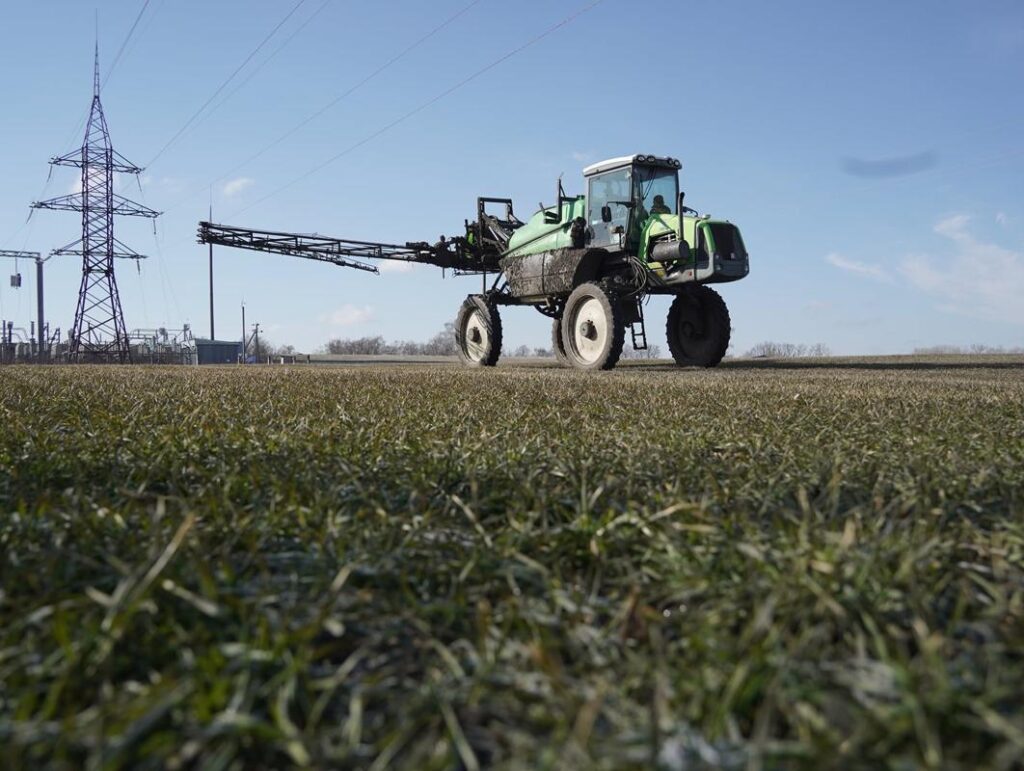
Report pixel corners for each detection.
[543,210,561,225]
[601,205,612,223]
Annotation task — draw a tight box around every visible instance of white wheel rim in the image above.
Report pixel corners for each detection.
[569,296,608,364]
[463,309,490,361]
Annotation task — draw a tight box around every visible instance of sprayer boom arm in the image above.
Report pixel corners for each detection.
[198,221,439,274]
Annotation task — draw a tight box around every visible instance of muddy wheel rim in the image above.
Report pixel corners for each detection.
[568,296,608,365]
[463,309,490,362]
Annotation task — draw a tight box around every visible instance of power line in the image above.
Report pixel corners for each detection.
[54,2,160,158]
[107,0,169,87]
[162,0,482,215]
[145,0,311,169]
[103,0,154,89]
[198,0,335,129]
[222,0,484,177]
[231,0,606,218]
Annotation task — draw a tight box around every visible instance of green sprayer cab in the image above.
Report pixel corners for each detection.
[198,153,749,370]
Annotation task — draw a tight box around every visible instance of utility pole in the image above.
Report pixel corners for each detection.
[240,302,246,363]
[37,258,44,359]
[252,323,261,364]
[0,250,47,361]
[209,202,215,340]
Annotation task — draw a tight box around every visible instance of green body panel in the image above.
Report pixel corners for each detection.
[504,197,586,258]
[500,160,749,290]
[505,204,745,265]
[639,214,748,270]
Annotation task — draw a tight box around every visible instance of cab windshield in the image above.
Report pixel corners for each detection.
[634,166,679,220]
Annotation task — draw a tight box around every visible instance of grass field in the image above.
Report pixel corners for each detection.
[1,358,1023,769]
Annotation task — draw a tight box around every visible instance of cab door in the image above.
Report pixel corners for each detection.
[587,168,632,249]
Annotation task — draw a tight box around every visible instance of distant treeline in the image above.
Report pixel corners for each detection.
[320,324,672,358]
[321,324,457,356]
[275,336,1024,360]
[320,324,555,357]
[912,344,1024,354]
[743,342,832,358]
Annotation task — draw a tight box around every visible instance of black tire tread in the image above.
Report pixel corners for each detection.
[551,318,569,367]
[455,295,502,367]
[666,286,730,367]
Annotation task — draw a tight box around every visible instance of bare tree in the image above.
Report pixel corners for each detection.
[621,344,662,359]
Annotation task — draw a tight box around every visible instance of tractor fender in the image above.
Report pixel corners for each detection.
[570,248,610,288]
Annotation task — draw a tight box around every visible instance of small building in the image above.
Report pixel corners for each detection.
[195,339,242,365]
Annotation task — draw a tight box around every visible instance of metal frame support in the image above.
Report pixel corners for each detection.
[0,250,47,361]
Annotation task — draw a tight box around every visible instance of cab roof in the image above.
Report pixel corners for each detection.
[582,154,682,177]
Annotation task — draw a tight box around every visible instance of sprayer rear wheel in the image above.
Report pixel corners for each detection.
[551,318,570,366]
[666,285,730,367]
[455,295,502,367]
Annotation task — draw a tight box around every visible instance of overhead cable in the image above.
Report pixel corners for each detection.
[103,0,154,88]
[145,0,311,169]
[232,0,606,217]
[162,0,483,215]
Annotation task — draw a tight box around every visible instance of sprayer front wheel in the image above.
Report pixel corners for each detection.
[666,285,730,367]
[455,295,502,367]
[560,282,625,371]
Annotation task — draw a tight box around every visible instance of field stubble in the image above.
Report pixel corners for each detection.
[1,359,1023,769]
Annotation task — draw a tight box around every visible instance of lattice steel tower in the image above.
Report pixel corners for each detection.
[32,44,159,363]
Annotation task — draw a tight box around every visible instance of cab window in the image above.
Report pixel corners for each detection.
[634,166,678,221]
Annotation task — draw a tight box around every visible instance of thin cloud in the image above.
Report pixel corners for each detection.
[378,260,416,274]
[841,151,938,179]
[825,252,894,284]
[933,213,971,240]
[899,214,1024,324]
[141,175,187,195]
[322,304,374,326]
[221,177,254,198]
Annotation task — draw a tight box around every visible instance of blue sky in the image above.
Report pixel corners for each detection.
[1,0,1021,355]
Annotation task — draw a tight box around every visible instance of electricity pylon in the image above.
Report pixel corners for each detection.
[32,44,159,363]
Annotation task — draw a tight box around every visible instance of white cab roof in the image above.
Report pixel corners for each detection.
[582,154,681,177]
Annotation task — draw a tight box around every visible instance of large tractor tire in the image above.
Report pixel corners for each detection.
[666,285,730,367]
[560,282,625,371]
[551,318,570,367]
[455,295,502,367]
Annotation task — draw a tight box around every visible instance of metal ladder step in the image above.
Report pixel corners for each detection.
[630,298,647,350]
